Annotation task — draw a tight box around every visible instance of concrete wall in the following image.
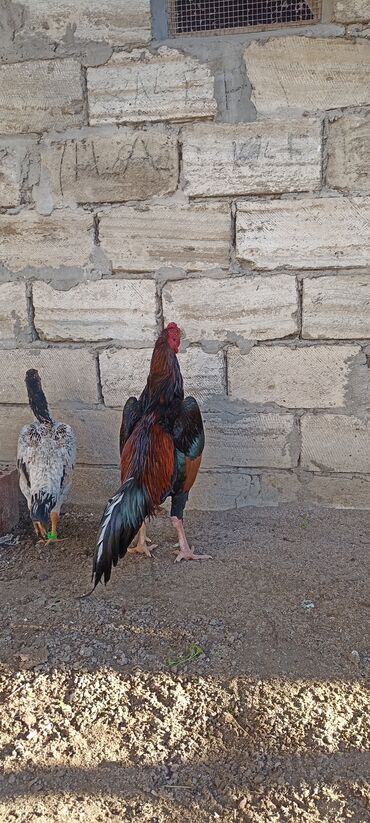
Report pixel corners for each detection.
[1,0,370,510]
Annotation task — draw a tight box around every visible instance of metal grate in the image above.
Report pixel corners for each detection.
[167,1,322,36]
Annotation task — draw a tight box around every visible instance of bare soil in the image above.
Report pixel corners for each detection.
[0,504,369,823]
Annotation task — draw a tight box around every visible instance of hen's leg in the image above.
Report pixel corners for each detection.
[33,521,46,539]
[34,521,48,543]
[45,511,63,543]
[128,523,157,558]
[35,513,62,545]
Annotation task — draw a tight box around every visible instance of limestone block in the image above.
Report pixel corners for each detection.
[61,407,121,466]
[23,0,151,46]
[228,345,359,409]
[302,414,370,473]
[203,409,298,469]
[245,37,370,116]
[0,210,94,272]
[182,119,321,196]
[0,283,28,341]
[41,128,178,205]
[304,473,370,508]
[0,59,84,134]
[0,137,38,207]
[99,202,230,272]
[258,470,299,506]
[162,275,297,341]
[87,48,216,125]
[334,1,370,22]
[0,348,98,404]
[33,279,157,344]
[303,274,370,338]
[236,197,370,270]
[186,469,298,510]
[327,114,370,192]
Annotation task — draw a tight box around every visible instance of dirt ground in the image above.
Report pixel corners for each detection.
[0,503,369,823]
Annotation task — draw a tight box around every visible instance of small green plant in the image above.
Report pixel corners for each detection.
[166,643,204,669]
[300,514,309,529]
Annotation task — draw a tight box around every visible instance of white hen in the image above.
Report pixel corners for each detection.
[17,369,76,543]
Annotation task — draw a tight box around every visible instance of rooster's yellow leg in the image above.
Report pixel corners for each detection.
[128,523,157,558]
[171,516,212,562]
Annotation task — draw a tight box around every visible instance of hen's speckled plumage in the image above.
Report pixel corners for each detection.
[17,421,76,522]
[17,369,76,529]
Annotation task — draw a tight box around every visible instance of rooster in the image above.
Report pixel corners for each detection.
[92,322,211,588]
[17,369,76,543]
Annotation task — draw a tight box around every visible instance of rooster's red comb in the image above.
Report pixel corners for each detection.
[166,322,180,334]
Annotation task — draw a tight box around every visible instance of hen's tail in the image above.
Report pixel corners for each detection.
[92,413,175,589]
[25,369,53,425]
[31,491,56,527]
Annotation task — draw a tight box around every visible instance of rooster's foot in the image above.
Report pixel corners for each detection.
[173,547,213,562]
[170,516,212,562]
[128,542,157,558]
[128,524,157,558]
[128,536,157,558]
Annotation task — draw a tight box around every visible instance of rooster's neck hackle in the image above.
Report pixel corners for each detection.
[140,328,183,410]
[151,331,175,373]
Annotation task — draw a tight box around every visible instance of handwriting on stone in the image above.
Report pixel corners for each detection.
[47,132,177,203]
[231,134,307,166]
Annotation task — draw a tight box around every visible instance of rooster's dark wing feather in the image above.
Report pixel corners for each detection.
[119,396,143,455]
[172,396,205,497]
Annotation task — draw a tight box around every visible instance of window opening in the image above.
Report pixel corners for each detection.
[167,0,322,36]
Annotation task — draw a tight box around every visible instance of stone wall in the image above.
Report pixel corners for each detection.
[1,0,370,510]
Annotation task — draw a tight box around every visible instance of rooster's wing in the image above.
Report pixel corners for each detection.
[172,396,205,497]
[119,397,143,456]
